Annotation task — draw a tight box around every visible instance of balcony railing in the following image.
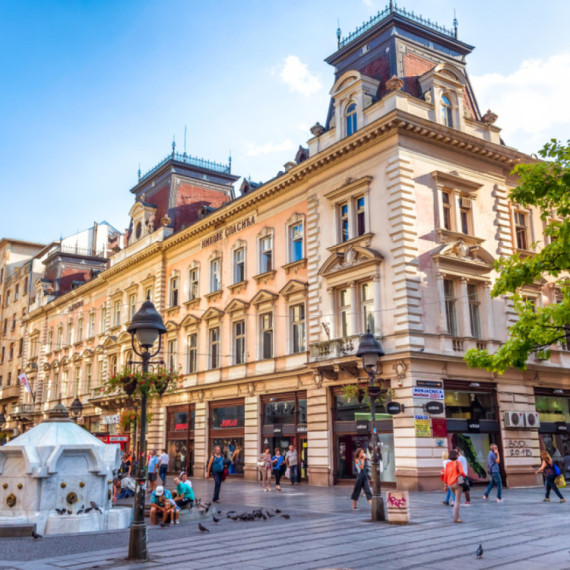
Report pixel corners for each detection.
[140,151,231,183]
[47,244,107,259]
[309,334,363,362]
[11,403,35,416]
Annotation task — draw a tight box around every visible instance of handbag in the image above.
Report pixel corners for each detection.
[285,467,290,478]
[555,474,567,489]
[455,462,465,486]
[257,459,265,468]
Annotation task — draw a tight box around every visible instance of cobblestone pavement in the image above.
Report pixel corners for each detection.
[0,479,569,570]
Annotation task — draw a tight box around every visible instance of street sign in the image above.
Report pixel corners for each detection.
[416,380,443,389]
[424,401,444,415]
[387,402,404,415]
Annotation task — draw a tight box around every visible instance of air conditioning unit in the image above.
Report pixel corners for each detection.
[504,411,525,429]
[460,197,472,209]
[525,412,540,429]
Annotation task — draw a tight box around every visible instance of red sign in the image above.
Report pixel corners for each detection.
[221,419,238,427]
[432,418,448,438]
[175,423,189,431]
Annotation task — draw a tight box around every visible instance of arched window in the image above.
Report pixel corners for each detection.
[441,95,453,127]
[125,351,133,371]
[346,103,357,136]
[110,355,118,376]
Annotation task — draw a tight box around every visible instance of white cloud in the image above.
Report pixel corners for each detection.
[278,55,322,97]
[362,0,374,6]
[471,54,570,152]
[245,138,295,157]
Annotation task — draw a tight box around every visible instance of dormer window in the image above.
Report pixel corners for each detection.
[441,95,453,128]
[346,102,357,136]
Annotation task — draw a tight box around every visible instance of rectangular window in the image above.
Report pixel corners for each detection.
[77,318,83,342]
[340,203,349,242]
[0,347,4,363]
[260,313,273,359]
[14,284,19,301]
[167,339,177,371]
[2,319,6,335]
[57,327,63,349]
[7,372,11,386]
[9,343,13,360]
[361,281,374,333]
[66,323,73,345]
[356,197,366,237]
[170,277,179,307]
[129,294,136,319]
[48,330,53,351]
[209,327,220,369]
[187,333,197,373]
[234,248,245,283]
[189,269,199,300]
[460,207,470,235]
[467,284,481,339]
[62,370,68,397]
[88,313,95,337]
[210,259,221,292]
[290,223,304,262]
[259,236,273,274]
[234,320,245,364]
[114,301,121,326]
[98,360,104,386]
[74,366,81,396]
[515,211,528,250]
[444,279,458,337]
[101,307,107,333]
[86,363,92,393]
[18,338,23,357]
[339,288,351,337]
[5,291,9,306]
[291,304,306,353]
[145,287,153,302]
[11,314,16,331]
[0,376,3,387]
[23,277,28,295]
[442,191,452,231]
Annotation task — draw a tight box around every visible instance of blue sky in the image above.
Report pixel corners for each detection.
[1,0,570,243]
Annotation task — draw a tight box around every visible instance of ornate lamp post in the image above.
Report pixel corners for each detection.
[126,301,166,561]
[69,397,83,422]
[356,332,386,522]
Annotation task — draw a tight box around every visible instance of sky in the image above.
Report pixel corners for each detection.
[1,0,570,243]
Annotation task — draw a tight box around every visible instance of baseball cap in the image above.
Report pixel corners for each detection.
[155,486,164,496]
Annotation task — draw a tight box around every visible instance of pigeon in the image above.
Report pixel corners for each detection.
[476,545,483,559]
[67,510,73,515]
[90,501,102,514]
[76,505,85,515]
[274,509,282,514]
[213,516,220,525]
[266,511,275,518]
[159,520,166,528]
[261,513,267,521]
[281,514,290,520]
[84,507,93,514]
[31,531,42,539]
[55,508,65,515]
[226,510,237,518]
[198,523,209,533]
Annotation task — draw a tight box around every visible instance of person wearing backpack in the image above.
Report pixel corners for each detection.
[536,450,566,503]
[207,445,225,503]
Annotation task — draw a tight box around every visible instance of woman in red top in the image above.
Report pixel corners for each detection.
[443,450,467,523]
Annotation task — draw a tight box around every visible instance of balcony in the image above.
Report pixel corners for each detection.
[10,403,39,420]
[0,385,21,400]
[309,334,363,362]
[45,243,107,260]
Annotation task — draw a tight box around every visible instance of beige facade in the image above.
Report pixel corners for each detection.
[10,9,570,491]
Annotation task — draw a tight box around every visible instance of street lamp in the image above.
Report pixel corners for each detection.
[69,397,83,422]
[126,301,166,561]
[356,331,386,522]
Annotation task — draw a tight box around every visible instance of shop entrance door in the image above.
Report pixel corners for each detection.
[298,435,308,481]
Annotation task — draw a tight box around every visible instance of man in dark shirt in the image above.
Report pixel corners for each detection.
[483,444,503,502]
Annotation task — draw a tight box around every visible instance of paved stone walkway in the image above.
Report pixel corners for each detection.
[0,479,568,569]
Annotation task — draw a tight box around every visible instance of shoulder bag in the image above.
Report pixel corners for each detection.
[455,462,465,486]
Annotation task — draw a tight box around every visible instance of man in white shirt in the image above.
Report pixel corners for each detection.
[159,449,170,486]
[456,447,471,506]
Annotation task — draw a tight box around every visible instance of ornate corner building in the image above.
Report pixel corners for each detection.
[3,5,568,491]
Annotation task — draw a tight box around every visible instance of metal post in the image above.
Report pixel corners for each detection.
[369,379,385,522]
[128,350,149,560]
[132,416,138,467]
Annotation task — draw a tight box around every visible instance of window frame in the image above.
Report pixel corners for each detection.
[210,258,221,293]
[233,320,246,365]
[259,235,273,274]
[441,94,453,127]
[289,222,304,263]
[260,312,274,360]
[209,326,220,369]
[443,279,458,337]
[188,267,199,301]
[338,287,351,338]
[187,333,197,373]
[169,276,179,308]
[233,247,246,284]
[514,210,529,251]
[361,281,374,334]
[467,283,481,339]
[290,303,306,354]
[346,101,357,136]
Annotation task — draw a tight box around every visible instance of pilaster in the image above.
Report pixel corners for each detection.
[243,395,260,482]
[306,195,322,344]
[193,401,207,478]
[306,386,332,486]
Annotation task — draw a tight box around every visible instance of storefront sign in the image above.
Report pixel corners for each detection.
[201,215,256,249]
[467,420,481,433]
[109,436,129,442]
[273,424,283,435]
[432,418,448,438]
[412,387,444,400]
[356,421,370,435]
[175,423,189,431]
[424,401,444,415]
[221,419,238,428]
[387,402,404,415]
[297,425,307,433]
[414,415,432,437]
[102,414,120,425]
[416,380,443,389]
[556,422,568,432]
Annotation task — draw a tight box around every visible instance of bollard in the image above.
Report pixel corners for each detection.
[386,491,410,525]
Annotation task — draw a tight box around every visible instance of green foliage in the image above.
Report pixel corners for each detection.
[101,367,184,402]
[464,140,570,373]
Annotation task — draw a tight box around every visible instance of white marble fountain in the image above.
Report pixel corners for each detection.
[0,403,132,535]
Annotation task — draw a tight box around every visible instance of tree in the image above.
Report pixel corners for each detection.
[464,140,570,373]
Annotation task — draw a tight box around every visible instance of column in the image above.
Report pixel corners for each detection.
[457,278,471,337]
[349,281,358,336]
[307,385,331,486]
[373,274,382,337]
[243,395,260,482]
[193,400,207,478]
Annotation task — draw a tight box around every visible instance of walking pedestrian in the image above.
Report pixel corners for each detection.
[272,448,285,491]
[285,444,298,485]
[259,447,272,492]
[456,447,471,506]
[442,450,453,506]
[147,449,159,494]
[536,450,566,503]
[443,450,467,523]
[483,444,504,502]
[207,445,224,503]
[158,449,169,486]
[351,449,372,510]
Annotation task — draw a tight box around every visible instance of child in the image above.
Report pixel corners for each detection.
[158,495,180,525]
